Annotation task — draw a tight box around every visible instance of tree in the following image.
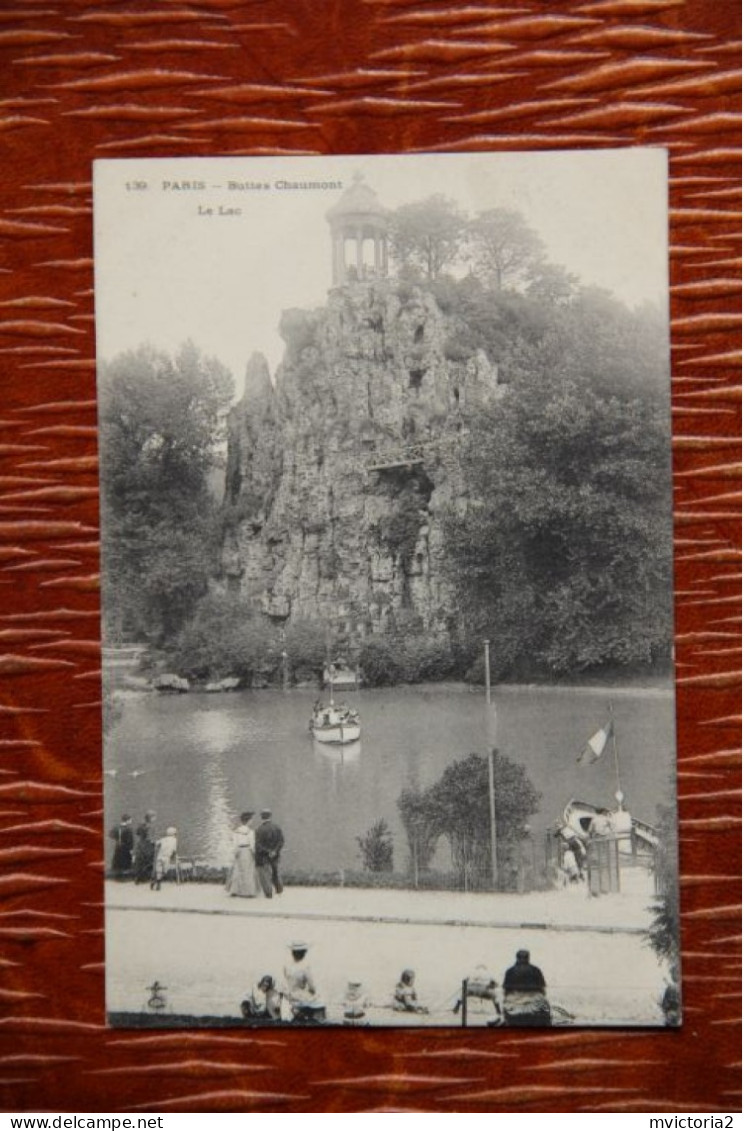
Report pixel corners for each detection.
[357,819,394,872]
[167,593,276,682]
[397,787,440,878]
[99,342,234,643]
[358,638,403,687]
[468,208,545,291]
[397,753,540,888]
[390,195,466,280]
[426,752,540,884]
[444,366,673,676]
[282,618,328,682]
[526,262,580,307]
[647,797,680,967]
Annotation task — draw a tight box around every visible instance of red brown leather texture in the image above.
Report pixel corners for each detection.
[0,0,740,1115]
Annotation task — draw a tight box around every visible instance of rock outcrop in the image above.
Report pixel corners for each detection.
[221,279,502,648]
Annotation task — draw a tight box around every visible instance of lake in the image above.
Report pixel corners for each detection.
[104,682,676,874]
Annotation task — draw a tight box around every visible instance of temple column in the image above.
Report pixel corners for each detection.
[356,229,363,270]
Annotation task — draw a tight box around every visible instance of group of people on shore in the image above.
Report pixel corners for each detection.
[227,810,284,900]
[109,811,177,890]
[238,944,550,1027]
[109,808,286,899]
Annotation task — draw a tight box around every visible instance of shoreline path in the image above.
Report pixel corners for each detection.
[106,870,666,1027]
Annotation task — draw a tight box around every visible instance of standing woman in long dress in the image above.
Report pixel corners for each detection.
[227,811,258,898]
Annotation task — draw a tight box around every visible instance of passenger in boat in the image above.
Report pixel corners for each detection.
[227,811,258,898]
[393,969,428,1014]
[151,826,178,890]
[562,845,580,885]
[109,813,134,878]
[589,811,614,837]
[133,811,157,885]
[241,974,282,1021]
[255,809,284,898]
[502,949,551,1027]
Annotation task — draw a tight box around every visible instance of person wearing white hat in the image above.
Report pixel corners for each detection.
[282,941,322,1019]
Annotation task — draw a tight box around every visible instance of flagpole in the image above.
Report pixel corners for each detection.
[484,640,498,889]
[608,701,623,805]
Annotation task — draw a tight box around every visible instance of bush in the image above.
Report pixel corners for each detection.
[400,636,456,682]
[357,819,394,872]
[282,618,328,682]
[167,593,278,682]
[359,638,403,687]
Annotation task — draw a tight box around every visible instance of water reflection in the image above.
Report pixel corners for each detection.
[105,684,675,875]
[202,759,234,868]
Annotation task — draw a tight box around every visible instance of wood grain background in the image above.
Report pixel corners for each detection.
[0,0,740,1114]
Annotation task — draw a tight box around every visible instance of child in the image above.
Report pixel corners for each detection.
[393,969,428,1014]
[241,975,282,1021]
[342,977,369,1025]
[151,826,178,890]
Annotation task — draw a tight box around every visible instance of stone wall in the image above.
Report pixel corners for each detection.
[221,279,502,648]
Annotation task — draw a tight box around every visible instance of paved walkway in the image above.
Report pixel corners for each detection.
[107,867,656,934]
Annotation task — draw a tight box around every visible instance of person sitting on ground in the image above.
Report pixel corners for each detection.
[241,974,282,1021]
[342,976,370,1025]
[151,826,178,890]
[393,968,428,1014]
[502,949,551,1027]
[282,942,324,1020]
[453,963,502,1024]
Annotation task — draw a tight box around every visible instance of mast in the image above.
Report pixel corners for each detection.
[608,701,623,806]
[484,640,498,888]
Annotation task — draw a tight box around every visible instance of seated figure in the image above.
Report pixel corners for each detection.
[282,942,326,1022]
[393,969,428,1014]
[241,974,282,1021]
[502,949,551,1027]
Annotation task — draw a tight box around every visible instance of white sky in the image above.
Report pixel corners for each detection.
[94,150,669,397]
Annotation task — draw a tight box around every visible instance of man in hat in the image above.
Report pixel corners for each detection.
[133,811,157,885]
[502,949,550,1027]
[254,809,284,898]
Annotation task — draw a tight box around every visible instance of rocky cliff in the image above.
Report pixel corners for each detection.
[221,279,502,648]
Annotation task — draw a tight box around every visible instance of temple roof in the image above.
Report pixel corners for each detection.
[326,173,386,222]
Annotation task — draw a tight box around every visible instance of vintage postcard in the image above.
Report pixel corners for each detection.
[94,151,680,1029]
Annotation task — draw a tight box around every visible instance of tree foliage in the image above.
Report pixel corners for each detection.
[357,818,394,872]
[99,342,233,644]
[397,752,540,885]
[444,322,673,676]
[647,798,680,966]
[397,787,441,874]
[282,617,328,681]
[167,592,276,682]
[468,208,546,291]
[390,195,466,280]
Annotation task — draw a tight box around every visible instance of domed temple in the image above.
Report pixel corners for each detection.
[326,172,389,286]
